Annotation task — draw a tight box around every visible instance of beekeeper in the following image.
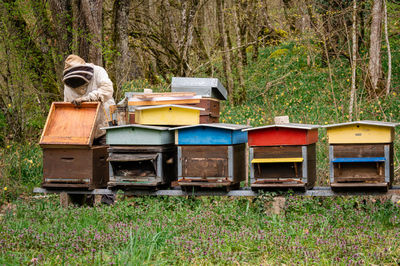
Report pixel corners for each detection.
[62,54,115,144]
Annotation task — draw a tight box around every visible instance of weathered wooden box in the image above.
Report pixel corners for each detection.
[103,125,174,146]
[245,124,319,190]
[325,121,398,190]
[172,124,249,188]
[107,145,176,189]
[42,146,109,189]
[171,77,228,100]
[135,105,204,126]
[184,98,220,124]
[40,102,109,189]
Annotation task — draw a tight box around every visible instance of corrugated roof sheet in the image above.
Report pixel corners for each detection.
[323,120,400,128]
[135,104,204,111]
[101,124,171,131]
[243,123,320,132]
[171,77,228,100]
[170,123,250,131]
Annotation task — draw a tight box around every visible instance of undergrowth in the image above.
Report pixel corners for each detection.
[0,196,399,264]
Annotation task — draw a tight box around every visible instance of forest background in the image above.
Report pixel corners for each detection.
[0,0,400,198]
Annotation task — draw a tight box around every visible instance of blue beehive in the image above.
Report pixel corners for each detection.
[170,123,249,189]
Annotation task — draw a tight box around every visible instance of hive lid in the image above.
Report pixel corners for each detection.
[134,104,204,111]
[243,123,320,131]
[170,123,250,131]
[171,77,228,100]
[323,120,400,128]
[40,102,100,147]
[102,124,171,131]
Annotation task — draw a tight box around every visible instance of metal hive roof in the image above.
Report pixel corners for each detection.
[323,120,400,128]
[101,124,171,131]
[169,123,250,131]
[243,123,320,132]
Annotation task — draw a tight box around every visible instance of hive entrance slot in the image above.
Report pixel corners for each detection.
[111,160,157,180]
[254,162,303,181]
[333,161,385,182]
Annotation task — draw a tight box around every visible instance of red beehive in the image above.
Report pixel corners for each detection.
[244,123,319,190]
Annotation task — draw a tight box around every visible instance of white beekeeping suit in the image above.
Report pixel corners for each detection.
[63,55,116,139]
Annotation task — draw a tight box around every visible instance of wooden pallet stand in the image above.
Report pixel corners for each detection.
[103,125,176,189]
[40,102,109,190]
[244,123,319,191]
[324,121,399,191]
[172,123,249,190]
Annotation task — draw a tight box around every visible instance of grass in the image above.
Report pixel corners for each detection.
[0,195,399,264]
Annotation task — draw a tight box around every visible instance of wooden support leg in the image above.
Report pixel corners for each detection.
[60,192,71,208]
[94,195,102,206]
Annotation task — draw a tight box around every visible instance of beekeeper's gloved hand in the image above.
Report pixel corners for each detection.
[71,96,90,106]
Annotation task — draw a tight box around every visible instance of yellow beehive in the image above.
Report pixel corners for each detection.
[325,121,398,144]
[135,105,204,126]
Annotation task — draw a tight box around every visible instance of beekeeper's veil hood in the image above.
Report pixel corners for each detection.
[62,55,94,89]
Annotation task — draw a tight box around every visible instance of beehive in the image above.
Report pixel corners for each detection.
[40,102,109,190]
[244,123,319,190]
[324,121,399,191]
[103,124,176,189]
[134,105,204,126]
[172,123,249,189]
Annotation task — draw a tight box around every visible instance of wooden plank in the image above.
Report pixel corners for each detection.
[133,92,196,98]
[327,124,394,144]
[253,162,303,179]
[128,99,200,106]
[252,157,303,163]
[253,145,302,158]
[335,177,384,182]
[331,182,388,188]
[333,144,385,158]
[40,102,100,147]
[332,157,386,163]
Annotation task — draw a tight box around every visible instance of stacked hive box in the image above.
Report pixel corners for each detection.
[103,125,176,189]
[171,77,227,123]
[324,121,399,191]
[172,123,249,190]
[40,102,109,190]
[244,123,319,190]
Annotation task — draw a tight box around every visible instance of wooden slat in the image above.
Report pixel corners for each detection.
[134,92,196,98]
[332,157,386,163]
[252,158,303,163]
[128,99,200,106]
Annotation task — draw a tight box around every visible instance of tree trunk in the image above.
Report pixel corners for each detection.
[113,0,138,97]
[368,0,384,94]
[216,0,234,101]
[349,0,357,121]
[80,0,103,65]
[234,0,245,104]
[49,0,73,89]
[383,0,391,96]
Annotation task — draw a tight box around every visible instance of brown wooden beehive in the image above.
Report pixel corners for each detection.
[40,102,109,190]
